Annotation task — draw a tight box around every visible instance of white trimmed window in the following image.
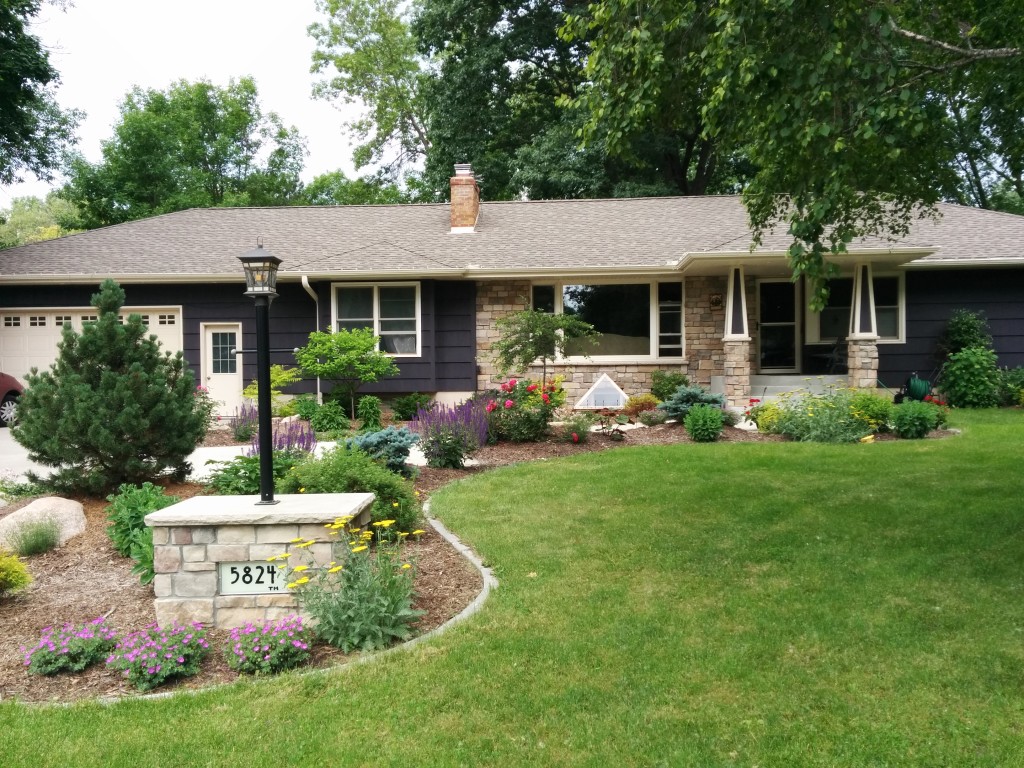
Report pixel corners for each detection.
[532,281,684,360]
[806,273,905,344]
[333,283,420,356]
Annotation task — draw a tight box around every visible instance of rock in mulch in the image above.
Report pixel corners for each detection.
[0,497,85,549]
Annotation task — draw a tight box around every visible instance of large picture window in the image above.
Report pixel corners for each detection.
[335,283,420,355]
[806,274,904,343]
[532,281,684,359]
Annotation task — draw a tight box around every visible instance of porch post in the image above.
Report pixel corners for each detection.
[722,266,751,407]
[847,263,880,389]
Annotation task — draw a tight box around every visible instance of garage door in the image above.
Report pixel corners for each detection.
[0,307,183,384]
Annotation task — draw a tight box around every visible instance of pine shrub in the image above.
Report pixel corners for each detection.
[657,384,725,420]
[13,280,207,494]
[346,426,420,477]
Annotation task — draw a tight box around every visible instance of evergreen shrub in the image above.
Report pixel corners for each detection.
[346,426,420,476]
[14,280,207,494]
[657,384,724,421]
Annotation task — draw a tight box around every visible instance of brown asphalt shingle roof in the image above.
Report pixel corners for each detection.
[1,196,1021,281]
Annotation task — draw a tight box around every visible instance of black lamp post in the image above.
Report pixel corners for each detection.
[239,241,282,505]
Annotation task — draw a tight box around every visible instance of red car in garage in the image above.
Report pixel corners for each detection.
[0,372,23,427]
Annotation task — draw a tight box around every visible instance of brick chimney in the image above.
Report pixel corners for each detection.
[450,163,479,233]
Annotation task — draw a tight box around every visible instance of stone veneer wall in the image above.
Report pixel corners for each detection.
[148,494,372,629]
[474,277,731,403]
[847,339,880,389]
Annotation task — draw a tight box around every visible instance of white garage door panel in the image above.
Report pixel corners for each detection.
[0,307,183,384]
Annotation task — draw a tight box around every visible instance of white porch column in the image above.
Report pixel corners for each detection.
[723,266,751,407]
[847,263,880,389]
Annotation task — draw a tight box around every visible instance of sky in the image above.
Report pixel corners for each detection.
[0,0,359,207]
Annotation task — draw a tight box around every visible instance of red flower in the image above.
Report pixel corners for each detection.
[541,393,550,404]
[571,432,579,443]
[526,383,538,393]
[504,399,514,409]
[485,400,497,413]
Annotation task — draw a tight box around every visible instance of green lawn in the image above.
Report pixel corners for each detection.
[4,410,1023,767]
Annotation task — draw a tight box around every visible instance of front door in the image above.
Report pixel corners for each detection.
[757,280,800,373]
[202,323,244,417]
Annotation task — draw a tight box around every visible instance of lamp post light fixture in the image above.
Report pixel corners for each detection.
[239,241,282,505]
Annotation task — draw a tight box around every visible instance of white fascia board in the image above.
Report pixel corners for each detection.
[464,264,678,280]
[903,258,1024,269]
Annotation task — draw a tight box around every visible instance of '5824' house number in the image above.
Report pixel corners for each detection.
[218,562,284,595]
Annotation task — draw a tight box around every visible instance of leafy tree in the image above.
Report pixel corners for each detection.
[298,170,410,205]
[492,309,599,388]
[60,77,306,228]
[294,328,400,417]
[14,280,207,495]
[564,0,1024,308]
[309,0,430,177]
[0,194,82,248]
[0,0,81,185]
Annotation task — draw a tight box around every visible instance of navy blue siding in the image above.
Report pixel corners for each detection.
[1,278,478,395]
[877,267,1024,386]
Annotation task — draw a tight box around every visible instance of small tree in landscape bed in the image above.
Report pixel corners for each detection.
[492,309,599,389]
[13,280,207,495]
[294,328,400,418]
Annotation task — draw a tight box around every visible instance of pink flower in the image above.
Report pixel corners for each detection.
[542,393,550,404]
[485,400,497,413]
[504,399,514,409]
[508,378,517,388]
[572,432,579,443]
[526,383,538,392]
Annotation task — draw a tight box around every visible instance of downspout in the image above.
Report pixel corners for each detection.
[301,275,323,403]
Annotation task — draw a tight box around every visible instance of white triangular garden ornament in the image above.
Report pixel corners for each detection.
[574,373,630,410]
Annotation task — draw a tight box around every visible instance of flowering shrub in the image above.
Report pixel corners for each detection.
[746,399,783,433]
[274,517,424,653]
[922,394,951,428]
[249,419,317,456]
[224,615,312,675]
[413,400,489,468]
[849,391,895,432]
[558,413,596,444]
[23,618,118,675]
[106,622,210,691]
[772,387,872,443]
[486,378,565,442]
[232,402,259,441]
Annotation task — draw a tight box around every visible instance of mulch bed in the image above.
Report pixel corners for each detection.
[1,418,896,704]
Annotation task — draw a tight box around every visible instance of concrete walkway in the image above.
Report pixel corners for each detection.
[0,428,438,486]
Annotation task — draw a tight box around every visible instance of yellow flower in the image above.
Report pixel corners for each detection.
[329,530,339,536]
[351,545,368,553]
[292,565,309,572]
[412,529,426,536]
[299,487,306,493]
[295,576,309,585]
[392,502,400,508]
[414,490,421,497]
[373,519,396,528]
[286,581,299,589]
[401,563,411,570]
[289,537,304,544]
[327,565,343,574]
[278,552,292,559]
[295,539,316,549]
[398,532,409,538]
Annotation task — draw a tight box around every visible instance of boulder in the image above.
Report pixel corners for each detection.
[0,497,86,550]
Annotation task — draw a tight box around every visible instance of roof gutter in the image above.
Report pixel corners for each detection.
[300,275,322,404]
